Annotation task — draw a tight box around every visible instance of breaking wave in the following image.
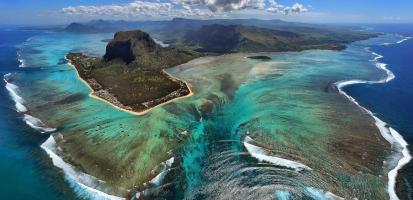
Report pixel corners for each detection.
[41,135,124,200]
[23,114,56,133]
[133,157,175,199]
[3,73,27,112]
[3,73,56,133]
[17,51,26,67]
[306,187,344,200]
[335,37,412,200]
[243,136,312,172]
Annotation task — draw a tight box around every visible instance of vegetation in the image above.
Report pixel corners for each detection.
[248,55,272,60]
[65,22,378,112]
[183,24,376,53]
[67,30,201,112]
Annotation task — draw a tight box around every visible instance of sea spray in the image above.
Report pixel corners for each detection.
[6,40,124,200]
[16,51,26,67]
[41,135,125,200]
[243,136,312,171]
[305,187,344,200]
[4,73,56,133]
[3,73,28,112]
[335,39,412,200]
[23,114,56,133]
[133,157,175,199]
[149,157,175,186]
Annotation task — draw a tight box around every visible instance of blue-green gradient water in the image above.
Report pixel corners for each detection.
[1,25,412,200]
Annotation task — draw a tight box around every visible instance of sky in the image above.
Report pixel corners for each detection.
[1,0,413,25]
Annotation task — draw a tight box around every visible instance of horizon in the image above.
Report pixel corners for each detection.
[2,1,413,200]
[3,17,413,28]
[1,1,413,25]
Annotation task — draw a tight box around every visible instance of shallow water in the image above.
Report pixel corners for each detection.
[1,27,412,200]
[0,28,79,200]
[345,36,413,199]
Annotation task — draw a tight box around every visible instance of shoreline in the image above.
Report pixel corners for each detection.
[40,135,125,200]
[65,56,194,116]
[8,35,411,199]
[335,36,412,200]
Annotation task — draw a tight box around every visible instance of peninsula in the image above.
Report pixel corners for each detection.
[67,24,378,114]
[67,30,201,114]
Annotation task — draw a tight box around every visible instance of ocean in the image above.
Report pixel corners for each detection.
[0,28,79,200]
[344,31,413,199]
[0,24,412,199]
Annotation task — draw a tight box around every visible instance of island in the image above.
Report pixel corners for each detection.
[66,24,378,114]
[56,24,389,199]
[67,30,201,114]
[247,55,272,60]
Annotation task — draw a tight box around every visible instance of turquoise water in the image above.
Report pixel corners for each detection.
[345,33,413,199]
[0,28,80,200]
[2,27,410,200]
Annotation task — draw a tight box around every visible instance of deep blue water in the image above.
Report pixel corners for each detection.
[1,25,413,199]
[0,28,79,200]
[345,32,413,198]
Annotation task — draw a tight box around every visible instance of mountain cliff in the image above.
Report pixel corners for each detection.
[67,30,201,112]
[103,30,201,68]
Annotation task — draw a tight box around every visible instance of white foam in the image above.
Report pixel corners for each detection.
[306,187,344,200]
[387,127,412,200]
[17,51,26,67]
[41,135,124,200]
[383,36,412,46]
[23,114,56,133]
[149,157,174,186]
[243,136,311,171]
[3,73,28,112]
[335,47,411,200]
[132,157,175,199]
[134,192,141,199]
[396,37,412,44]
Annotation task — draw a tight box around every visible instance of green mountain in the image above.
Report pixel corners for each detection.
[103,30,200,68]
[67,30,201,112]
[183,24,376,53]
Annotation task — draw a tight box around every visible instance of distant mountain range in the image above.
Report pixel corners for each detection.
[67,29,201,112]
[62,18,377,53]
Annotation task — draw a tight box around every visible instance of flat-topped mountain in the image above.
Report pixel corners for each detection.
[60,19,378,53]
[104,30,157,63]
[104,30,199,68]
[67,30,201,113]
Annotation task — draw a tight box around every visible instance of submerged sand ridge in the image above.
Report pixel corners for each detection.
[55,49,397,199]
[14,31,408,199]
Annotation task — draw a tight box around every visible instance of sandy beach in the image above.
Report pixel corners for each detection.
[66,56,195,116]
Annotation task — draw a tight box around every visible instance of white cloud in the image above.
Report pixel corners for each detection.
[62,0,217,18]
[173,0,265,12]
[266,0,307,14]
[61,0,308,19]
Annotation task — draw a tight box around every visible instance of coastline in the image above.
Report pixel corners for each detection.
[65,56,194,116]
[4,32,410,199]
[40,135,125,200]
[335,36,412,200]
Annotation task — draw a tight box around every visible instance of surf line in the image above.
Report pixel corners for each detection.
[41,135,125,200]
[243,136,312,172]
[335,36,412,200]
[5,45,122,199]
[3,73,120,199]
[3,73,56,133]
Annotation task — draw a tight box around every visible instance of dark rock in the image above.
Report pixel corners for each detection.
[248,56,272,60]
[104,30,158,64]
